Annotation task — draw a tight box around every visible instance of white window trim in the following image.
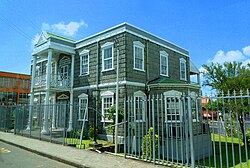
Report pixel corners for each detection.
[133,41,145,71]
[79,50,89,76]
[101,91,114,122]
[160,51,169,76]
[101,42,114,72]
[134,90,146,122]
[78,93,88,121]
[180,58,187,81]
[164,90,182,123]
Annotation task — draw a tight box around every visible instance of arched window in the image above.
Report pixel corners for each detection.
[79,50,89,76]
[164,90,182,122]
[134,91,146,122]
[78,93,88,121]
[133,41,145,71]
[180,58,187,80]
[101,42,114,71]
[160,51,169,76]
[101,91,114,122]
[164,90,183,138]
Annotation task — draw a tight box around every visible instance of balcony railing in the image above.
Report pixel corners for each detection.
[34,75,70,89]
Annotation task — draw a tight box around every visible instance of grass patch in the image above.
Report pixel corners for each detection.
[211,133,244,146]
[64,138,114,149]
[198,134,250,167]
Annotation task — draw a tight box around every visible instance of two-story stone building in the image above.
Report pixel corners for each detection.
[29,23,200,133]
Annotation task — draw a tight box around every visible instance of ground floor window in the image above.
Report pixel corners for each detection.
[78,93,88,121]
[101,91,114,122]
[134,91,146,122]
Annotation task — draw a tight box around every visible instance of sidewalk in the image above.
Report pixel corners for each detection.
[0,132,165,168]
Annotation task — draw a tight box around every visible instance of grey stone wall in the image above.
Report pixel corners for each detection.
[125,32,190,84]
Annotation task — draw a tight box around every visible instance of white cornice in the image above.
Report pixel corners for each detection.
[73,80,145,91]
[149,83,200,89]
[33,41,75,55]
[75,23,189,57]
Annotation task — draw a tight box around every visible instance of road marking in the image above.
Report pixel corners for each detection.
[0,147,11,153]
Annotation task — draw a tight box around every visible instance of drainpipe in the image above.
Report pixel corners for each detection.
[94,41,99,144]
[115,47,119,154]
[146,40,149,94]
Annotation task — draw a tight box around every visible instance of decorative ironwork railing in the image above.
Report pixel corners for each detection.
[34,75,70,89]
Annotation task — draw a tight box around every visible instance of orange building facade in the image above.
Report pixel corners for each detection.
[0,71,30,105]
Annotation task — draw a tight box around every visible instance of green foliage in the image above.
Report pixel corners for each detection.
[68,130,81,139]
[141,127,158,158]
[68,127,97,140]
[106,105,124,123]
[105,105,124,143]
[87,126,98,140]
[202,62,250,146]
[202,61,250,93]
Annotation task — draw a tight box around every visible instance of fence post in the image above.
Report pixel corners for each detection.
[188,96,195,168]
[124,97,127,158]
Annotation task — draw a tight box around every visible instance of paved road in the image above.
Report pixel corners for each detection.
[0,141,75,168]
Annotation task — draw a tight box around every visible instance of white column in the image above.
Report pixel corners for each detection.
[27,55,37,130]
[67,54,75,132]
[41,49,52,134]
[52,94,56,129]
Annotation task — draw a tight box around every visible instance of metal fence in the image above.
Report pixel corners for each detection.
[123,91,250,168]
[1,91,250,167]
[0,103,91,147]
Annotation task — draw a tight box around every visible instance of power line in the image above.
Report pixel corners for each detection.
[0,15,33,41]
[1,0,41,33]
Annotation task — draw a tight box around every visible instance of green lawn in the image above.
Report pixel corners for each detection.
[199,134,250,168]
[64,138,114,149]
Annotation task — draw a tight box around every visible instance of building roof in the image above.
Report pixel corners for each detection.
[34,23,190,57]
[148,77,186,85]
[75,22,189,57]
[190,61,199,74]
[0,71,30,79]
[46,32,76,42]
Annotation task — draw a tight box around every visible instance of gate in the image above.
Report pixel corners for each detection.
[123,91,250,168]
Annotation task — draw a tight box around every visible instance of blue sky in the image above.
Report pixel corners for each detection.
[0,0,250,93]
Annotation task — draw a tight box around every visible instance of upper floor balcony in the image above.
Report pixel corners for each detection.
[34,74,70,90]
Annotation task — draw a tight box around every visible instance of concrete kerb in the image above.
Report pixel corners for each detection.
[0,132,169,168]
[0,138,87,168]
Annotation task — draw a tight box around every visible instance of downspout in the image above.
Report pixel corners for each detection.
[146,40,150,95]
[94,41,100,143]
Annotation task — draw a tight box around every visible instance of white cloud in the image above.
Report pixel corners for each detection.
[42,20,88,36]
[201,45,250,95]
[208,50,245,64]
[243,58,250,66]
[243,46,250,56]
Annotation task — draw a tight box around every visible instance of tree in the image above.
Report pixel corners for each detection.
[106,106,124,143]
[202,61,250,146]
[202,61,250,93]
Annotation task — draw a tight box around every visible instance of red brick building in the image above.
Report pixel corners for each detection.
[0,71,30,105]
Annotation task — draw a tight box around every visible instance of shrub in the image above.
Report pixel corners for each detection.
[141,127,158,159]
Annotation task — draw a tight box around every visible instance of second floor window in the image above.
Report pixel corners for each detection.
[133,41,145,71]
[180,58,187,80]
[80,50,89,76]
[160,51,168,76]
[102,42,114,71]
